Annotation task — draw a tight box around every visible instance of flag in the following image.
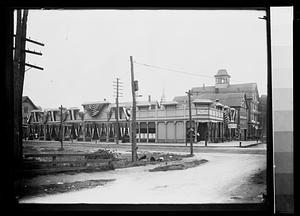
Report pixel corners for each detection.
[51,111,55,121]
[85,103,106,117]
[33,112,38,122]
[230,108,236,122]
[27,113,32,124]
[156,100,160,109]
[223,109,229,124]
[124,107,131,121]
[69,110,75,120]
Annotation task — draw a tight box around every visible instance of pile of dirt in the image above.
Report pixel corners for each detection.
[86,149,121,160]
[229,168,267,203]
[149,159,208,172]
[137,152,192,162]
[20,179,115,198]
[251,168,266,185]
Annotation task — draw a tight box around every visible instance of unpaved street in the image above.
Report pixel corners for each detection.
[19,152,266,204]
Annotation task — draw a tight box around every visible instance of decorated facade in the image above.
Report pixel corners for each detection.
[25,69,260,143]
[26,98,238,144]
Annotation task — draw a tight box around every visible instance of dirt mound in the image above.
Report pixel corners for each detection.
[86,149,120,160]
[149,159,208,172]
[20,179,115,198]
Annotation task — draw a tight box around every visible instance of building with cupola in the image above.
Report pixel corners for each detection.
[173,69,261,140]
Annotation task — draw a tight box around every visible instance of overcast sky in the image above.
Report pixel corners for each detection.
[21,9,268,109]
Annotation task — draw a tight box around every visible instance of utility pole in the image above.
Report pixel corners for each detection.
[59,105,64,151]
[186,90,193,156]
[13,9,44,177]
[113,78,123,145]
[130,56,137,162]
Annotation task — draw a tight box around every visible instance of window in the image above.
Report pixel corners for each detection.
[24,106,29,113]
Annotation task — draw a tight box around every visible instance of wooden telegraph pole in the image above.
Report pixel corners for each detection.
[59,105,64,151]
[186,90,193,156]
[113,78,123,145]
[13,9,44,172]
[130,56,137,162]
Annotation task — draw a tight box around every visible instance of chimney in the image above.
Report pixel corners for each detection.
[148,95,151,102]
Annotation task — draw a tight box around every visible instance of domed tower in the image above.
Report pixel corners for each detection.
[215,69,230,89]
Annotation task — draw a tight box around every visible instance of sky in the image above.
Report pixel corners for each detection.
[21,9,268,110]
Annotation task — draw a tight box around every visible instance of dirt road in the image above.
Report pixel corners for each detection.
[19,152,266,204]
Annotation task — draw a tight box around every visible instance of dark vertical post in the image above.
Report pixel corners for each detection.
[130,56,137,162]
[13,10,22,173]
[59,105,64,150]
[187,90,193,155]
[116,78,119,145]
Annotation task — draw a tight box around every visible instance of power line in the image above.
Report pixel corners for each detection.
[133,61,247,83]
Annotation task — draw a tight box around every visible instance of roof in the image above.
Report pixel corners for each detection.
[215,69,230,77]
[215,102,224,107]
[136,101,157,106]
[22,96,38,109]
[68,107,80,110]
[192,99,213,104]
[191,83,257,94]
[161,101,178,105]
[31,109,44,113]
[82,101,110,106]
[174,92,246,107]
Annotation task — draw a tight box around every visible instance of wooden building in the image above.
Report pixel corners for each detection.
[27,98,238,144]
[77,99,234,144]
[22,96,39,139]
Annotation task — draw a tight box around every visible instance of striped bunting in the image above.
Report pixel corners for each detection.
[85,104,105,117]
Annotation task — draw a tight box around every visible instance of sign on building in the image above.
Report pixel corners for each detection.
[228,123,237,128]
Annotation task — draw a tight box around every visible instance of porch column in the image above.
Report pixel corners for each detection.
[106,123,109,142]
[183,120,187,145]
[43,125,46,141]
[138,122,140,143]
[155,121,158,143]
[83,123,86,141]
[165,121,167,143]
[194,121,198,143]
[128,122,132,143]
[174,121,177,143]
[146,122,149,143]
[206,122,210,146]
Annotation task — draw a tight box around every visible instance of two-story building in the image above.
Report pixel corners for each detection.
[173,69,260,140]
[78,99,230,144]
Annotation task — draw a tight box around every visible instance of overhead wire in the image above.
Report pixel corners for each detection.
[133,61,247,83]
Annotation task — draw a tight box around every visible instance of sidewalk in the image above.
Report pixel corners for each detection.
[24,139,263,148]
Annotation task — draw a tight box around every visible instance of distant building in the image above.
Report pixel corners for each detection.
[173,69,261,140]
[22,96,38,124]
[258,95,267,142]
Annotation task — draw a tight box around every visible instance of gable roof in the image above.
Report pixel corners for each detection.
[22,96,38,109]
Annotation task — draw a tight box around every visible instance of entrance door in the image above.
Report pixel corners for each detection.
[197,123,207,141]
